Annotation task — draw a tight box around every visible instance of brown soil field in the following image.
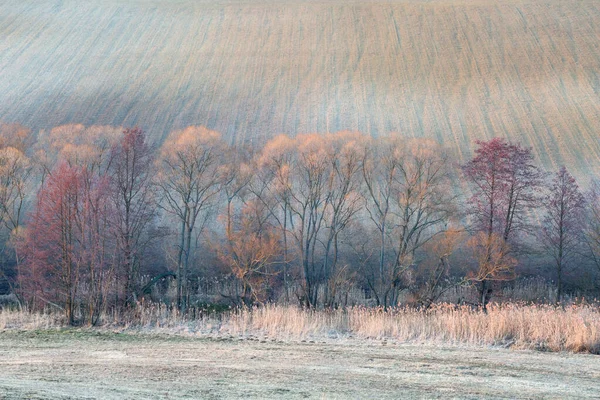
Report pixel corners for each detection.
[0,331,598,399]
[1,1,600,178]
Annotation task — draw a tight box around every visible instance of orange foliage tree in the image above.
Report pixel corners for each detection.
[467,232,517,305]
[216,200,281,306]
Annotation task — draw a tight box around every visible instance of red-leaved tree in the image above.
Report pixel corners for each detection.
[19,163,112,325]
[462,138,543,307]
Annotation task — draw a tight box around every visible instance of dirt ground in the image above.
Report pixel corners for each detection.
[0,331,598,399]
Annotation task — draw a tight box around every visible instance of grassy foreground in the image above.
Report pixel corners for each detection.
[1,330,599,399]
[1,303,599,354]
[1,331,599,399]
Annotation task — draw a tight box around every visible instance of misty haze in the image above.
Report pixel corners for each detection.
[0,0,599,399]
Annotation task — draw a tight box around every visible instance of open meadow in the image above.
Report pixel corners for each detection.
[1,0,600,178]
[0,330,599,399]
[1,304,600,398]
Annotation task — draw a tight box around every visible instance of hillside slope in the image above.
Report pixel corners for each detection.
[1,0,599,176]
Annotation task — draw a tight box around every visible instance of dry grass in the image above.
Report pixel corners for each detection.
[2,303,599,354]
[220,304,600,353]
[1,1,600,179]
[0,309,62,331]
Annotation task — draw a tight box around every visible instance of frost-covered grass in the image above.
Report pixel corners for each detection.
[1,329,599,399]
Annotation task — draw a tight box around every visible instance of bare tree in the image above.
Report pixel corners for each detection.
[540,167,585,302]
[258,134,330,306]
[157,126,225,312]
[321,132,364,306]
[35,124,121,177]
[361,137,455,308]
[582,180,600,293]
[0,147,33,240]
[0,124,36,291]
[254,132,365,307]
[221,146,254,244]
[108,127,159,306]
[251,136,296,303]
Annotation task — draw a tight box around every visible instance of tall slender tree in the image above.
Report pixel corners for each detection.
[158,126,224,313]
[108,127,158,306]
[585,180,600,288]
[541,167,585,302]
[0,124,35,297]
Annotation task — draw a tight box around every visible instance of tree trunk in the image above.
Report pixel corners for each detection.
[557,261,563,303]
[479,279,491,311]
[176,216,186,312]
[182,226,193,314]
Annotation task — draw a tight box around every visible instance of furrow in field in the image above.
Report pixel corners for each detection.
[0,0,599,178]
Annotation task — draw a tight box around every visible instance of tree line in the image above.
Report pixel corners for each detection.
[0,123,599,324]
